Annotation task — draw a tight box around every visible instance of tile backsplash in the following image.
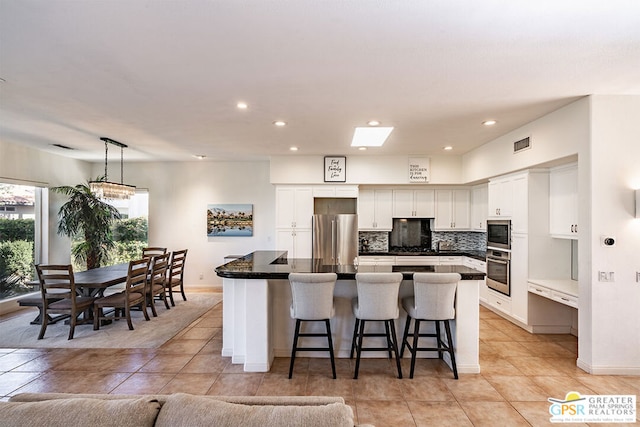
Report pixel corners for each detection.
[432,231,487,251]
[359,230,486,252]
[358,231,389,252]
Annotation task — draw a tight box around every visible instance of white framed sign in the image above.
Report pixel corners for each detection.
[408,157,430,183]
[324,156,346,182]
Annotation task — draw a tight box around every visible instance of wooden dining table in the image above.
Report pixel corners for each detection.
[22,262,130,324]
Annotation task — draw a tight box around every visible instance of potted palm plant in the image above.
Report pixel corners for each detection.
[52,181,121,270]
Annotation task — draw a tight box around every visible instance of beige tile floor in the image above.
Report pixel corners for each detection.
[1,292,638,426]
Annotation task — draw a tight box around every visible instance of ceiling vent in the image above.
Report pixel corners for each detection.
[513,137,530,153]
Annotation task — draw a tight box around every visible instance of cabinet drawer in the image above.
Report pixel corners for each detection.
[551,290,578,308]
[395,256,438,266]
[528,283,552,298]
[486,290,511,314]
[439,256,462,265]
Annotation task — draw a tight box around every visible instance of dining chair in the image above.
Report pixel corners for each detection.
[93,258,150,331]
[288,272,338,379]
[166,249,188,306]
[141,247,167,260]
[400,272,461,379]
[147,253,170,316]
[350,272,404,379]
[35,264,96,340]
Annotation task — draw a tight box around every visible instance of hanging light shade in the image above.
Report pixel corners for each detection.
[89,137,136,200]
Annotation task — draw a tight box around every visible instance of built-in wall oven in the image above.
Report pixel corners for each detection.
[486,248,510,296]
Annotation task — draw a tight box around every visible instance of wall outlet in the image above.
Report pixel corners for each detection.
[199,273,204,280]
[598,271,615,282]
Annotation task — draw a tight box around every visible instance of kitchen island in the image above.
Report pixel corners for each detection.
[215,251,485,373]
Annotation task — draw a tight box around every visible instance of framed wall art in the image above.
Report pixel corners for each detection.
[207,204,253,236]
[324,156,346,182]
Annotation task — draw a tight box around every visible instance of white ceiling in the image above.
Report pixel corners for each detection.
[1,1,639,163]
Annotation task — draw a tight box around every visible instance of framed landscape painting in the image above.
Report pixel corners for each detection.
[207,204,253,236]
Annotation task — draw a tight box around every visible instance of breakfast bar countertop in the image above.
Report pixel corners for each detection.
[215,250,486,280]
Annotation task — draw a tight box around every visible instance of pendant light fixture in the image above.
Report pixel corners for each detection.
[89,137,136,200]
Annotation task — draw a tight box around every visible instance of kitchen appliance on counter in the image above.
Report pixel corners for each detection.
[486,248,510,296]
[312,214,358,266]
[487,219,511,250]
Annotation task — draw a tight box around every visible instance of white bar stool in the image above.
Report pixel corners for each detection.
[288,272,338,379]
[400,272,461,379]
[350,272,404,379]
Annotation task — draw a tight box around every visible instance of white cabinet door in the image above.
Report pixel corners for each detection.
[395,256,439,266]
[549,164,578,239]
[375,190,393,230]
[488,177,514,218]
[392,190,414,217]
[434,189,470,230]
[510,233,528,324]
[358,189,393,230]
[471,184,488,231]
[276,186,313,229]
[392,189,434,218]
[511,174,528,234]
[276,229,312,258]
[414,190,435,217]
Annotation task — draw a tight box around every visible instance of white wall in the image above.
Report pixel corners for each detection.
[584,95,640,373]
[102,161,275,288]
[0,139,91,265]
[462,98,589,182]
[270,155,464,184]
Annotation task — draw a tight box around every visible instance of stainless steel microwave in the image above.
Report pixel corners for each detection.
[487,220,511,250]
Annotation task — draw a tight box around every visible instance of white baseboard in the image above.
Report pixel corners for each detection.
[577,358,640,375]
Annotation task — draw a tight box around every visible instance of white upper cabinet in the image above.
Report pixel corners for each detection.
[392,189,435,217]
[358,189,393,230]
[275,186,313,229]
[488,176,514,218]
[434,189,470,230]
[312,185,359,198]
[471,184,488,231]
[549,163,578,239]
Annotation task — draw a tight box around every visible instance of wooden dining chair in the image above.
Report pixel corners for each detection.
[93,258,150,331]
[147,253,170,316]
[142,247,167,260]
[35,264,96,340]
[166,249,188,306]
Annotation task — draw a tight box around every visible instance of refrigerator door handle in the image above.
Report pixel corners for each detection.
[331,219,336,264]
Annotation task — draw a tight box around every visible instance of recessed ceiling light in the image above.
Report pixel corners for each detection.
[351,127,394,147]
[237,102,248,109]
[367,120,380,126]
[443,146,453,151]
[289,146,298,151]
[358,147,367,151]
[194,154,207,160]
[483,120,497,126]
[274,120,287,127]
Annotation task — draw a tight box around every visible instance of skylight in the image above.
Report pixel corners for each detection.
[351,127,394,147]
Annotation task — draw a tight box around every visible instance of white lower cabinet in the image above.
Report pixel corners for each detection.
[485,289,512,315]
[438,256,463,265]
[395,256,439,266]
[463,257,487,302]
[276,229,312,259]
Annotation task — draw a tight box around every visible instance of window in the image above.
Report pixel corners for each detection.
[0,183,44,301]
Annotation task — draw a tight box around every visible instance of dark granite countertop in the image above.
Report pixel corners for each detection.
[359,250,487,262]
[215,251,486,280]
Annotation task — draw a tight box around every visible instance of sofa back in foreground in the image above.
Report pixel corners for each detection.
[2,392,373,427]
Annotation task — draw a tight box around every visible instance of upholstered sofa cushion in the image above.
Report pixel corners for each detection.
[155,392,355,427]
[0,396,161,427]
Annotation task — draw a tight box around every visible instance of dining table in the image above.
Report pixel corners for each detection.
[22,262,130,325]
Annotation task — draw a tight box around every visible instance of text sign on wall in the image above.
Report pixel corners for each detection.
[409,157,430,183]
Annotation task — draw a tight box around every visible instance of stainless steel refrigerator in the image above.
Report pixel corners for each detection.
[312,214,358,265]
